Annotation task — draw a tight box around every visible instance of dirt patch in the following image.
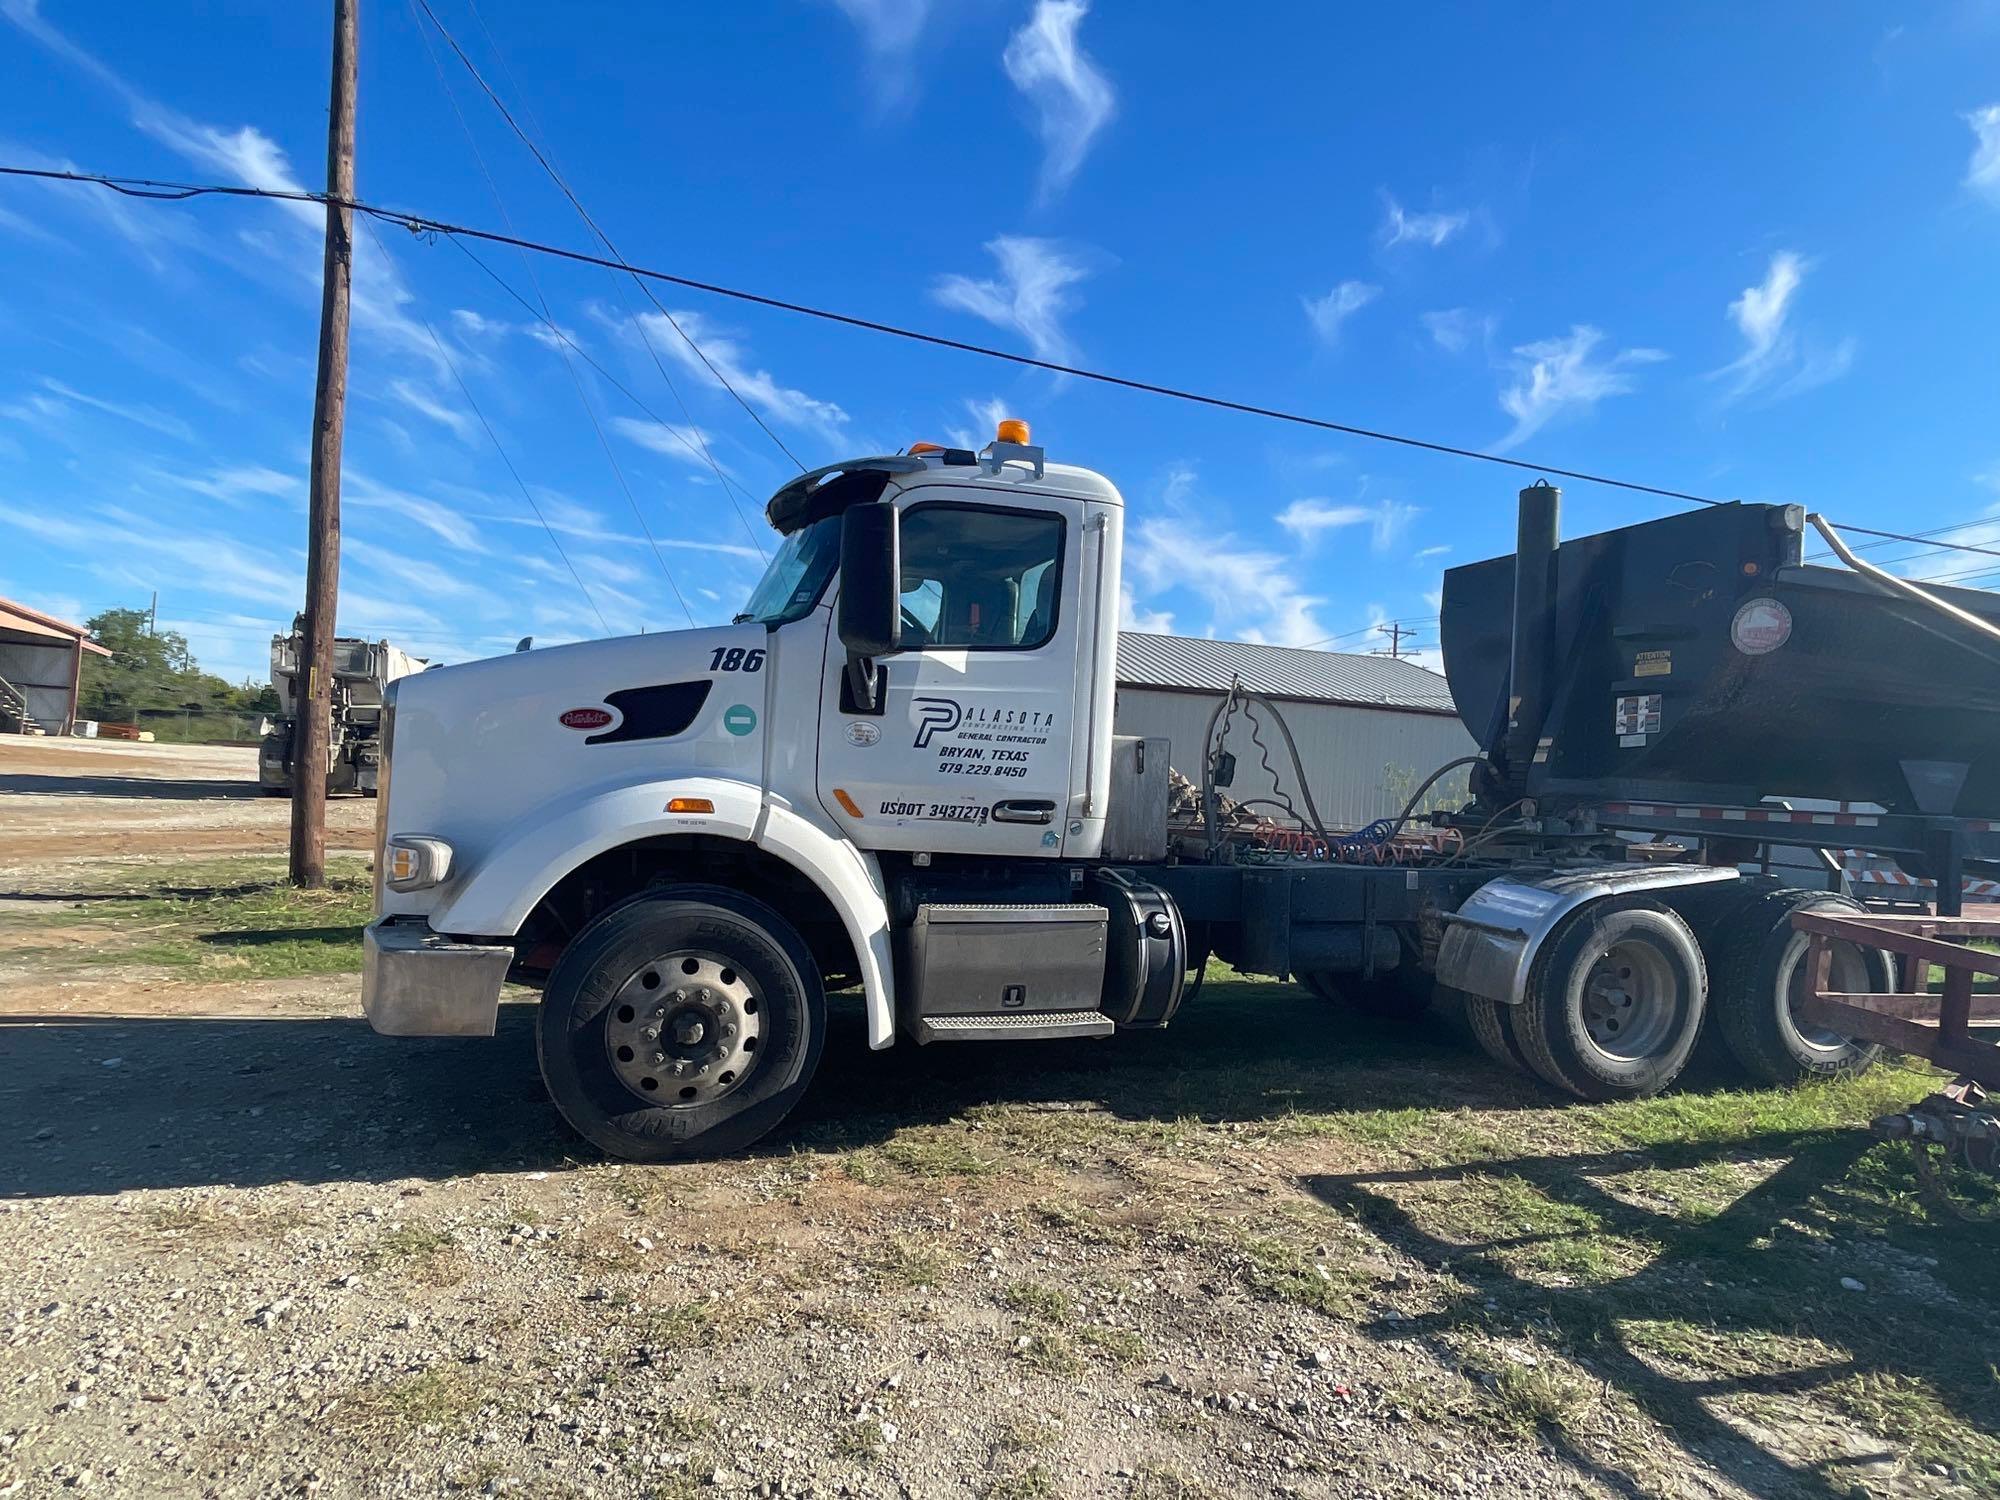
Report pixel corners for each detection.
[0,738,373,870]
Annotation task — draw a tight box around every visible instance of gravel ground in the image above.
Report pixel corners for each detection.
[2,737,1993,1499]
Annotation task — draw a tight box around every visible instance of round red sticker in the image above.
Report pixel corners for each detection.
[1730,598,1792,657]
[559,707,614,730]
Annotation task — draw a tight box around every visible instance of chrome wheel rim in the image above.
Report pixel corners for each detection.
[603,952,762,1107]
[1580,940,1678,1061]
[1784,933,1870,1053]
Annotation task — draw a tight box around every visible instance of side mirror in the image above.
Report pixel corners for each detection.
[837,503,901,658]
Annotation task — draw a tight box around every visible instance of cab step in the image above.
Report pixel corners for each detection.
[915,1011,1115,1043]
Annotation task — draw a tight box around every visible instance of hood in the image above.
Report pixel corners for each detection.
[382,623,777,884]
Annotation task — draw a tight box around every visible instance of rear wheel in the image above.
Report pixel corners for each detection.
[1707,889,1887,1083]
[536,887,825,1162]
[1462,992,1538,1076]
[1514,898,1707,1101]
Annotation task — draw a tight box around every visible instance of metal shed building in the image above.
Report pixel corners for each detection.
[0,597,110,736]
[1113,632,1479,831]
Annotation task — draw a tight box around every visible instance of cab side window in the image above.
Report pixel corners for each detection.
[897,506,1065,651]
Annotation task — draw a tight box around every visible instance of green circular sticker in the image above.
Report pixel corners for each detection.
[723,704,758,737]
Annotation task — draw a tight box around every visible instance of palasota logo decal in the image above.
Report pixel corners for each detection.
[559,707,614,731]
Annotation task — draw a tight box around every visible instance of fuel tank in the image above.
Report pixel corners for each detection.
[1439,501,2000,817]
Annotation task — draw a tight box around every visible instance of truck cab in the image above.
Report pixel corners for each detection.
[363,424,1157,1159]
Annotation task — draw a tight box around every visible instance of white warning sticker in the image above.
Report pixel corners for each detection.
[1614,694,1663,740]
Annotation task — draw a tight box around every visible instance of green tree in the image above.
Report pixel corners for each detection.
[78,606,253,726]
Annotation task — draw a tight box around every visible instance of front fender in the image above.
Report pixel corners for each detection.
[430,778,897,1050]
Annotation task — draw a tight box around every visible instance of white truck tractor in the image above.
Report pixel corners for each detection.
[363,421,1928,1161]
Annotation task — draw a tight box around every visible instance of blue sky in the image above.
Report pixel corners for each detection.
[2,0,1998,684]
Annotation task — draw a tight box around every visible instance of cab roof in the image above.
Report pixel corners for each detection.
[763,443,1123,534]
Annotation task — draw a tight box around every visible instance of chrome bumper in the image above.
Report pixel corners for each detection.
[362,917,511,1037]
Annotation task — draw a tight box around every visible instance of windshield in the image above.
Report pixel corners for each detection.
[735,516,841,625]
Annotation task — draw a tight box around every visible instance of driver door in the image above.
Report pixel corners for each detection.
[817,494,1081,857]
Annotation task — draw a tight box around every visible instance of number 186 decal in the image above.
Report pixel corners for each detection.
[709,647,766,673]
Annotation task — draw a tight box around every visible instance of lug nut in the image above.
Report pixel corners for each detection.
[671,1060,687,1077]
[651,1051,666,1066]
[722,1024,736,1040]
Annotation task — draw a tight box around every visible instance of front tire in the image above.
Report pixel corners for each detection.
[536,887,826,1162]
[1514,898,1707,1102]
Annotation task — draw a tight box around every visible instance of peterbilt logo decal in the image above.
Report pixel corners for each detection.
[559,707,614,730]
[912,697,963,748]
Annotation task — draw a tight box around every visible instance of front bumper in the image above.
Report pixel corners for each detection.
[362,917,512,1037]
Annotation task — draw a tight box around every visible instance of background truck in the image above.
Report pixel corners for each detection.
[359,422,2000,1161]
[259,619,426,796]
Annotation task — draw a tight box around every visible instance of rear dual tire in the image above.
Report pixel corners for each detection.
[1704,889,1886,1084]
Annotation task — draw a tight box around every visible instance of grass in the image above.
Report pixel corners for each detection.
[1012,1330,1081,1377]
[1074,1323,1148,1365]
[877,1129,999,1177]
[1000,1281,1074,1324]
[876,1234,955,1289]
[980,1466,1056,1500]
[335,1365,487,1437]
[364,1223,465,1286]
[4,854,373,980]
[1128,1464,1220,1500]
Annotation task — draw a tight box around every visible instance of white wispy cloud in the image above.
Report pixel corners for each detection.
[933,237,1091,364]
[609,415,726,470]
[1711,251,1855,402]
[1003,0,1116,201]
[830,0,930,53]
[1416,544,1452,559]
[1125,467,1330,646]
[946,396,1012,450]
[1420,307,1494,355]
[388,379,474,442]
[631,309,849,440]
[1381,196,1469,249]
[1966,104,2000,203]
[152,463,301,509]
[37,378,195,442]
[1276,496,1419,551]
[1495,325,1666,453]
[1118,584,1175,635]
[1301,281,1379,347]
[344,472,487,555]
[4,0,456,381]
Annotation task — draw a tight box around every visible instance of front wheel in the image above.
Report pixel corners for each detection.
[536,887,826,1162]
[1513,898,1707,1102]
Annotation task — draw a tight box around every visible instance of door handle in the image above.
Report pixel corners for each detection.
[991,799,1057,825]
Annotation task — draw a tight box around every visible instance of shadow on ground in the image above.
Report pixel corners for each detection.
[0,773,265,801]
[3,985,1548,1198]
[1306,1131,1999,1498]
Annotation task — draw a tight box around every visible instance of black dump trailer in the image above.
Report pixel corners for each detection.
[1125,484,2000,1104]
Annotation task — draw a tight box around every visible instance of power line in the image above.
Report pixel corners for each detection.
[405,2,696,626]
[409,0,806,475]
[441,0,772,556]
[0,165,1737,510]
[361,218,612,634]
[17,160,2000,568]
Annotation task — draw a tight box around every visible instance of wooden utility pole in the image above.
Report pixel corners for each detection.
[1374,621,1414,660]
[290,0,357,889]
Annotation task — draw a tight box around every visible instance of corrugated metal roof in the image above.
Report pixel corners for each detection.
[1115,631,1457,714]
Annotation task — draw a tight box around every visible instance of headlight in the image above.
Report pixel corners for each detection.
[384,836,453,892]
